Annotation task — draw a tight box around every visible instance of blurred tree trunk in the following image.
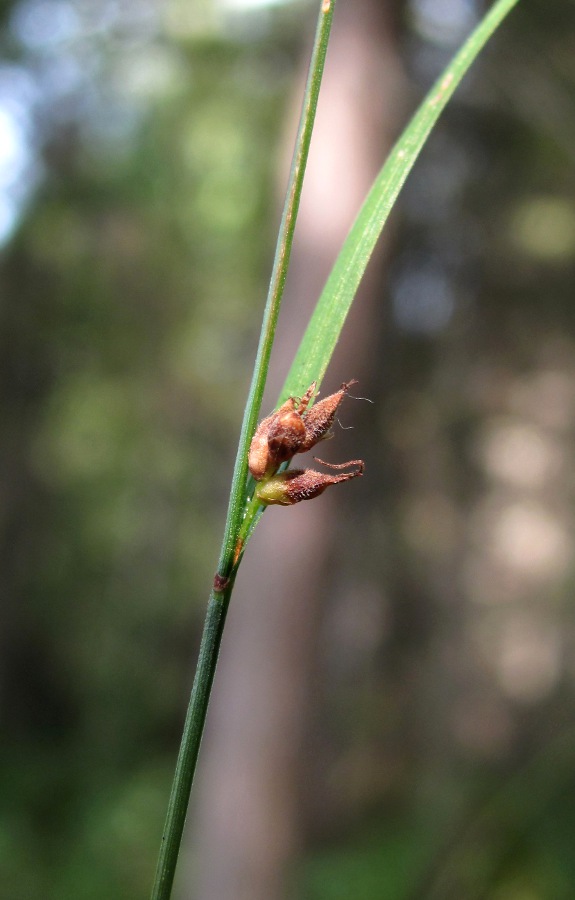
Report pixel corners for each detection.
[181,2,406,898]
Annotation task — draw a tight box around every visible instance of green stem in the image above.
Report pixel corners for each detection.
[150,3,336,897]
[151,582,234,900]
[217,0,337,577]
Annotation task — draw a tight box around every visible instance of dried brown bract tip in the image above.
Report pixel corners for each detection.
[298,380,357,452]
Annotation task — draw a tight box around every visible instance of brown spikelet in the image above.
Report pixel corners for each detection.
[299,380,357,452]
[248,397,304,480]
[256,458,364,506]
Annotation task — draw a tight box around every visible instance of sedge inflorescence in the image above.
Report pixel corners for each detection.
[248,380,364,506]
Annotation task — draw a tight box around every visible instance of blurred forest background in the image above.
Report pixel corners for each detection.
[3,0,575,897]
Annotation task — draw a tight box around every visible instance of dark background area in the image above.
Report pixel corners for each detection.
[2,0,575,897]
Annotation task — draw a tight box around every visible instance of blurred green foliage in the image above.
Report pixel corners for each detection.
[3,0,575,897]
[0,1,302,895]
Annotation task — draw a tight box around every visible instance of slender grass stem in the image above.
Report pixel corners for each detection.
[150,4,336,897]
[150,581,234,900]
[217,0,337,578]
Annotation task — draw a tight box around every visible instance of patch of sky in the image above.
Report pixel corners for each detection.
[0,66,41,242]
[10,0,81,50]
[409,0,478,46]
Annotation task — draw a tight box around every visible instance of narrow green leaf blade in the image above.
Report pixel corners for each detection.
[281,0,521,402]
